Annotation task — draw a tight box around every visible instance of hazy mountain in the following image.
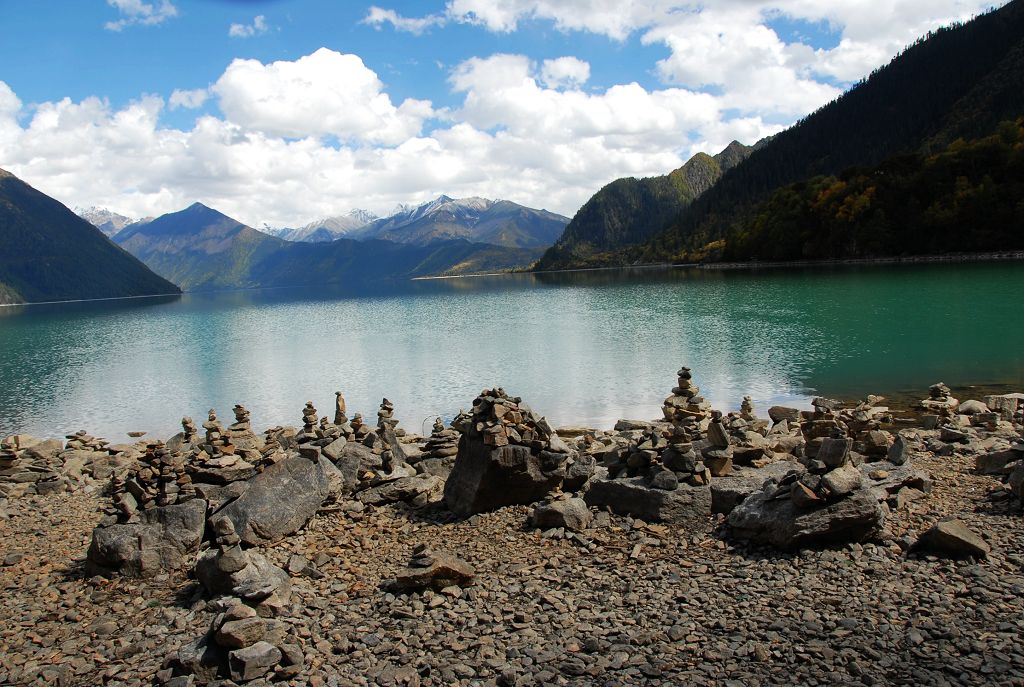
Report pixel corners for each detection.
[75,206,145,237]
[0,169,180,305]
[640,0,1024,262]
[352,196,569,249]
[534,141,755,270]
[260,209,379,243]
[114,202,546,291]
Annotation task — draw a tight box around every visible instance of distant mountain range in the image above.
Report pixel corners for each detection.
[110,201,561,291]
[259,210,379,243]
[351,195,568,249]
[75,206,148,237]
[538,0,1024,268]
[0,169,180,305]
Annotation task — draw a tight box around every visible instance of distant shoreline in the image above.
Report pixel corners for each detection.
[0,291,181,309]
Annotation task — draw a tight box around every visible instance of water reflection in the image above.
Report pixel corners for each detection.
[1,263,1022,440]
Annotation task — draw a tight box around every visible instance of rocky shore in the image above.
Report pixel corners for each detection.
[1,374,1022,687]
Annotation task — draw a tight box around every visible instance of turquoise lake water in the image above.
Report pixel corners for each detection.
[1,263,1022,441]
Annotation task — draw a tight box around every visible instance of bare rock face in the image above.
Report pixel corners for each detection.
[443,389,569,516]
[211,454,330,546]
[86,498,207,577]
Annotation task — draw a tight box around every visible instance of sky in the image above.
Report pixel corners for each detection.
[0,0,1005,228]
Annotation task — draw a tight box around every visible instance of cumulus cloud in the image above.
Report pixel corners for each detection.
[228,15,270,39]
[168,88,208,110]
[211,49,433,145]
[105,0,178,31]
[0,45,778,228]
[540,57,591,90]
[363,7,447,34]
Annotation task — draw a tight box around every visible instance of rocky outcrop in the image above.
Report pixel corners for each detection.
[585,477,711,526]
[443,389,570,515]
[87,498,207,577]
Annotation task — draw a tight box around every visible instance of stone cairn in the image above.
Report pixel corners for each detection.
[65,430,109,452]
[422,417,460,459]
[662,366,712,441]
[109,440,195,519]
[0,436,65,497]
[457,387,555,449]
[919,382,959,415]
[181,416,199,446]
[377,397,402,435]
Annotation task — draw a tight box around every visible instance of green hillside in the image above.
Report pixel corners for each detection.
[0,168,180,305]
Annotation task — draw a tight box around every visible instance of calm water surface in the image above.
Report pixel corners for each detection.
[1,263,1022,440]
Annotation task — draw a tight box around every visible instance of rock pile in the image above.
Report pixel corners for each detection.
[919,382,959,413]
[443,388,572,515]
[0,435,65,497]
[392,544,475,592]
[661,366,711,439]
[108,440,194,517]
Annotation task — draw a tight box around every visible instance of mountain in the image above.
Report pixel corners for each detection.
[114,203,547,291]
[0,169,180,305]
[533,141,754,270]
[75,206,142,237]
[352,196,569,249]
[261,209,378,243]
[639,0,1024,262]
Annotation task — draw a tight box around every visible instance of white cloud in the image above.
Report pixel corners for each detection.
[105,0,178,31]
[363,7,447,34]
[228,15,270,39]
[0,45,782,228]
[211,48,433,145]
[540,57,591,90]
[168,88,209,110]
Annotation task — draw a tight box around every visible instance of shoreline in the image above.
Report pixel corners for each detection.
[0,290,182,309]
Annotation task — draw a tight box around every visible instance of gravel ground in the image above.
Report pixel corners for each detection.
[1,449,1022,687]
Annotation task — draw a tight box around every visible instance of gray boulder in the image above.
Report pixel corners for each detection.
[443,440,567,516]
[211,455,330,546]
[530,497,592,532]
[356,474,445,507]
[584,477,711,526]
[87,499,207,577]
[915,518,990,558]
[727,486,884,550]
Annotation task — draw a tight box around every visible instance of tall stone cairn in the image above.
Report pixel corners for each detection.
[662,366,711,441]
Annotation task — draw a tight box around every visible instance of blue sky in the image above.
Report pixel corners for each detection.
[0,0,1003,226]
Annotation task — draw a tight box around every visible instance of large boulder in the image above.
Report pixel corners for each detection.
[444,441,567,516]
[727,486,884,550]
[530,496,592,532]
[356,474,445,507]
[584,477,711,526]
[87,499,207,577]
[211,455,330,546]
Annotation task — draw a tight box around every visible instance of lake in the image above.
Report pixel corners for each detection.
[1,262,1022,441]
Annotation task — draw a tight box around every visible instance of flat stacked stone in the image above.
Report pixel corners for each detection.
[0,435,66,498]
[65,430,109,452]
[110,440,194,518]
[190,409,258,484]
[918,382,959,414]
[423,417,460,459]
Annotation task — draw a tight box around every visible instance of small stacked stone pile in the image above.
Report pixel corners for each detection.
[227,404,263,455]
[189,410,259,484]
[740,396,756,422]
[298,401,319,443]
[377,397,405,437]
[181,417,199,446]
[919,382,959,414]
[170,520,303,684]
[109,440,196,518]
[662,367,712,439]
[800,397,848,460]
[350,413,371,442]
[466,387,556,449]
[422,417,460,459]
[0,436,66,498]
[65,430,110,452]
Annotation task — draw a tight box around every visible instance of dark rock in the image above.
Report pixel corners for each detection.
[211,455,330,546]
[584,477,711,526]
[886,434,910,465]
[727,486,885,550]
[215,617,266,649]
[444,439,566,516]
[816,437,852,469]
[768,406,801,423]
[975,450,1017,475]
[174,634,226,682]
[86,499,207,578]
[394,551,475,591]
[563,454,597,492]
[916,519,990,558]
[356,474,444,507]
[228,641,281,682]
[195,547,291,605]
[530,497,592,532]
